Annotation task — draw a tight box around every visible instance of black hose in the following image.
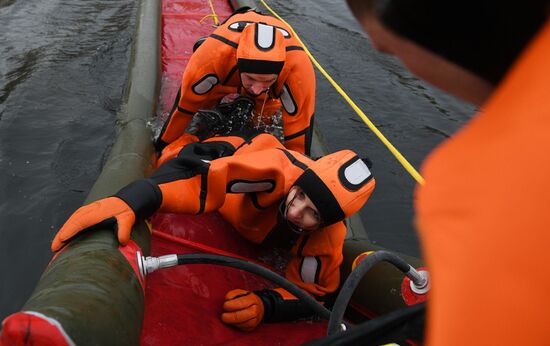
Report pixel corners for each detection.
[305,303,426,346]
[327,250,413,335]
[174,251,418,337]
[175,253,332,320]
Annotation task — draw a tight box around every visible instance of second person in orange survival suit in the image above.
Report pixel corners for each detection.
[51,132,375,331]
[156,8,316,157]
[346,0,550,344]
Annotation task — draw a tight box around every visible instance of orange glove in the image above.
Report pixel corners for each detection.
[51,197,135,252]
[221,289,265,332]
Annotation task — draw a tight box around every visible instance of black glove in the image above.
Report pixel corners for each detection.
[216,95,255,133]
[186,109,225,141]
[186,96,255,140]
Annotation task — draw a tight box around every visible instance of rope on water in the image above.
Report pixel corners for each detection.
[258,0,425,185]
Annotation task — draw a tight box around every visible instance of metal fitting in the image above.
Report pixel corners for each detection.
[137,252,178,278]
[408,269,430,294]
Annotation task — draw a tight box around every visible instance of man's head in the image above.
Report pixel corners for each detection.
[346,0,550,106]
[240,72,278,96]
[237,22,286,96]
[283,150,375,233]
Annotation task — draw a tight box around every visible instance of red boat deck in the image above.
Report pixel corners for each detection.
[140,1,327,344]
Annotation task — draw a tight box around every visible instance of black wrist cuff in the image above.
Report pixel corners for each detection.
[154,137,168,153]
[255,289,315,323]
[115,179,162,218]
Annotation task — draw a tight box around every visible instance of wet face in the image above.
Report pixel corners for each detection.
[240,72,278,97]
[284,186,321,231]
[357,13,493,106]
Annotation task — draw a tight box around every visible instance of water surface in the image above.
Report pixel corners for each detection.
[0,0,137,319]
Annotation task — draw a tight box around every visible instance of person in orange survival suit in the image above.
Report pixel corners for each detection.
[155,7,316,159]
[51,131,375,331]
[346,0,550,345]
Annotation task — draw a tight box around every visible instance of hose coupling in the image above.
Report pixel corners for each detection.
[407,268,430,294]
[137,252,178,278]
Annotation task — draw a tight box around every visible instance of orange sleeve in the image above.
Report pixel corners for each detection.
[156,133,200,168]
[158,38,236,146]
[155,135,294,216]
[283,222,346,298]
[280,53,316,155]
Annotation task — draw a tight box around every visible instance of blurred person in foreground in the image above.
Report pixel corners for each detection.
[346,0,550,344]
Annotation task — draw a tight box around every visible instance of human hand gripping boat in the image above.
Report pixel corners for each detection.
[0,0,428,345]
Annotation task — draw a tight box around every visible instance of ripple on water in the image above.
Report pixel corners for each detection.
[0,0,138,320]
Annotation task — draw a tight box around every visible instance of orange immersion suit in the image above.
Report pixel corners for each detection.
[156,9,316,155]
[417,21,550,345]
[51,130,374,324]
[124,132,373,303]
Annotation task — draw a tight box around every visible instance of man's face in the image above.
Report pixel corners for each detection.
[358,14,493,106]
[284,186,321,231]
[240,72,278,97]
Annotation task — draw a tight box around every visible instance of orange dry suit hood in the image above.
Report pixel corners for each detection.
[236,22,286,75]
[293,150,375,227]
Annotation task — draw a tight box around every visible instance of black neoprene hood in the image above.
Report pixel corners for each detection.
[237,58,284,75]
[293,169,346,227]
[378,0,549,84]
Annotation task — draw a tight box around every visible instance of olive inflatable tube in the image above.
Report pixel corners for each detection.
[0,0,160,343]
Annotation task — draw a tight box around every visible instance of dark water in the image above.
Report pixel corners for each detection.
[0,0,474,321]
[264,0,476,257]
[0,0,137,319]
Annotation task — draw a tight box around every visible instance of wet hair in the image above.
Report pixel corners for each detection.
[346,0,550,84]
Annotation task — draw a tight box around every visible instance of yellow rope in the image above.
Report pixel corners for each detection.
[258,0,425,185]
[200,0,220,26]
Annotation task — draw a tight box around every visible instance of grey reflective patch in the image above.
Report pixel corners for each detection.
[277,28,290,38]
[229,181,274,193]
[300,257,318,284]
[193,75,218,94]
[229,22,251,31]
[281,85,297,114]
[256,23,275,49]
[344,159,371,185]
